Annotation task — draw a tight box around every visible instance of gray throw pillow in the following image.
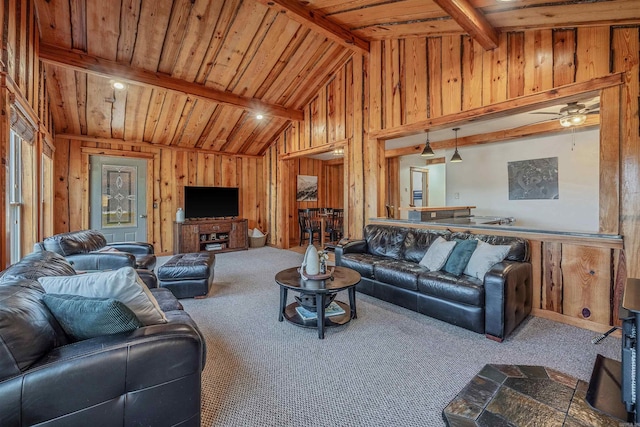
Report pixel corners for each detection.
[38,267,167,326]
[419,237,457,271]
[464,240,511,280]
[442,239,478,276]
[42,294,142,341]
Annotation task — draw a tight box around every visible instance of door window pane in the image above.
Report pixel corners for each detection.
[101,165,137,228]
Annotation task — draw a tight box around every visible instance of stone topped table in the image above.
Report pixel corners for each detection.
[443,364,625,427]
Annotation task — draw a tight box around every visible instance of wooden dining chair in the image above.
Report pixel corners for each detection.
[325,208,344,243]
[298,208,321,245]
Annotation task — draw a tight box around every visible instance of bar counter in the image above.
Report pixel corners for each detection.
[369,217,623,248]
[368,216,625,334]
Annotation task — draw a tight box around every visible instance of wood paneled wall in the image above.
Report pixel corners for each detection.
[54,138,265,255]
[263,25,639,331]
[265,55,365,247]
[0,0,55,266]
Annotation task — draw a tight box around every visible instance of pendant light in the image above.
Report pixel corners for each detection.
[420,130,435,157]
[450,127,462,163]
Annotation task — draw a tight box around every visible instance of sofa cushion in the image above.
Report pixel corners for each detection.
[150,288,184,311]
[0,281,59,380]
[443,239,478,276]
[402,229,450,263]
[419,237,457,271]
[339,253,384,280]
[373,259,426,291]
[42,230,107,256]
[42,294,142,341]
[452,232,528,262]
[38,267,167,326]
[364,224,408,260]
[0,251,76,282]
[464,240,511,280]
[417,271,484,306]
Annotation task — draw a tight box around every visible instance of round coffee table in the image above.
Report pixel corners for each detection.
[275,266,361,339]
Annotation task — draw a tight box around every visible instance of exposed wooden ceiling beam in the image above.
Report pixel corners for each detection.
[55,133,264,158]
[432,0,499,50]
[255,0,369,55]
[279,138,348,160]
[384,115,600,158]
[39,44,304,122]
[371,73,623,141]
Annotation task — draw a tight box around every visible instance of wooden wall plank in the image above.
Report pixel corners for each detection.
[599,85,620,234]
[542,242,563,313]
[427,38,442,118]
[461,36,483,110]
[369,41,383,132]
[441,35,462,116]
[614,26,640,278]
[523,30,553,94]
[404,37,428,124]
[561,245,612,325]
[552,29,576,87]
[507,32,525,99]
[530,240,543,311]
[386,157,400,218]
[482,33,508,105]
[384,39,402,128]
[575,27,610,83]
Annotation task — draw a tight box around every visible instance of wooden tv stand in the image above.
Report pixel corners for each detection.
[174,218,248,254]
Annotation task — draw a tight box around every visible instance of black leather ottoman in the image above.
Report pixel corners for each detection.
[157,252,215,299]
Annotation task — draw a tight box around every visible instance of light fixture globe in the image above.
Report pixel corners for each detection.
[559,113,587,127]
[420,131,435,157]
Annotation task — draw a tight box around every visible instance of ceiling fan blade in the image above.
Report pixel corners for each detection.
[585,102,600,111]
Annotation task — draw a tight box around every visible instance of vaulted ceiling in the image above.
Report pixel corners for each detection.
[34,0,639,156]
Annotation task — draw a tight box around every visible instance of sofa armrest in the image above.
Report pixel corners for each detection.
[335,239,367,265]
[0,323,202,426]
[110,242,155,255]
[66,252,136,271]
[484,261,533,342]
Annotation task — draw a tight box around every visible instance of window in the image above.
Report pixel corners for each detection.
[7,131,22,264]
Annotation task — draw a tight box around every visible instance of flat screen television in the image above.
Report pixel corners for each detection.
[184,186,239,219]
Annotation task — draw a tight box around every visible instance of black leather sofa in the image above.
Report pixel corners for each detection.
[336,224,532,341]
[0,250,205,426]
[34,229,158,288]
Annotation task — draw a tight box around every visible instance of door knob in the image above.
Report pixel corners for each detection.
[139,214,148,218]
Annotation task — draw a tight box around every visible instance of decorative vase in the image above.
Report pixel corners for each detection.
[302,244,320,276]
[176,207,185,223]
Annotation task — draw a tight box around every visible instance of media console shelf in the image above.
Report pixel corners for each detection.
[174,218,248,254]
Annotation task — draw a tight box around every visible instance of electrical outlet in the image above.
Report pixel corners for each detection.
[454,192,460,199]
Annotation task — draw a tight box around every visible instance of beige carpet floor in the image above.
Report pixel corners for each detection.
[159,247,622,427]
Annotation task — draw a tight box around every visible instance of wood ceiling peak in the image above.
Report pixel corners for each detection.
[39,44,304,122]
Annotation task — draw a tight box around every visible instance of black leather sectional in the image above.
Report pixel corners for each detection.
[336,224,533,341]
[0,250,204,426]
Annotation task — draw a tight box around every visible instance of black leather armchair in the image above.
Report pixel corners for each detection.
[34,229,157,287]
[0,251,204,426]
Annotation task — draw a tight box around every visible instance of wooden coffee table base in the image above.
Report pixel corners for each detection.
[275,266,360,339]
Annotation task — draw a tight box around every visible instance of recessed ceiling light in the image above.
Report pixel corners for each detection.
[112,81,126,90]
[256,114,264,120]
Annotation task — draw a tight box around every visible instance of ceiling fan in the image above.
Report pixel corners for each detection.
[531,101,600,127]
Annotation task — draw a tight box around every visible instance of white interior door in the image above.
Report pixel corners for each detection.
[90,156,147,243]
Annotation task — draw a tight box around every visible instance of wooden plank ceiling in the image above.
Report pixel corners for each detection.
[34,0,639,156]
